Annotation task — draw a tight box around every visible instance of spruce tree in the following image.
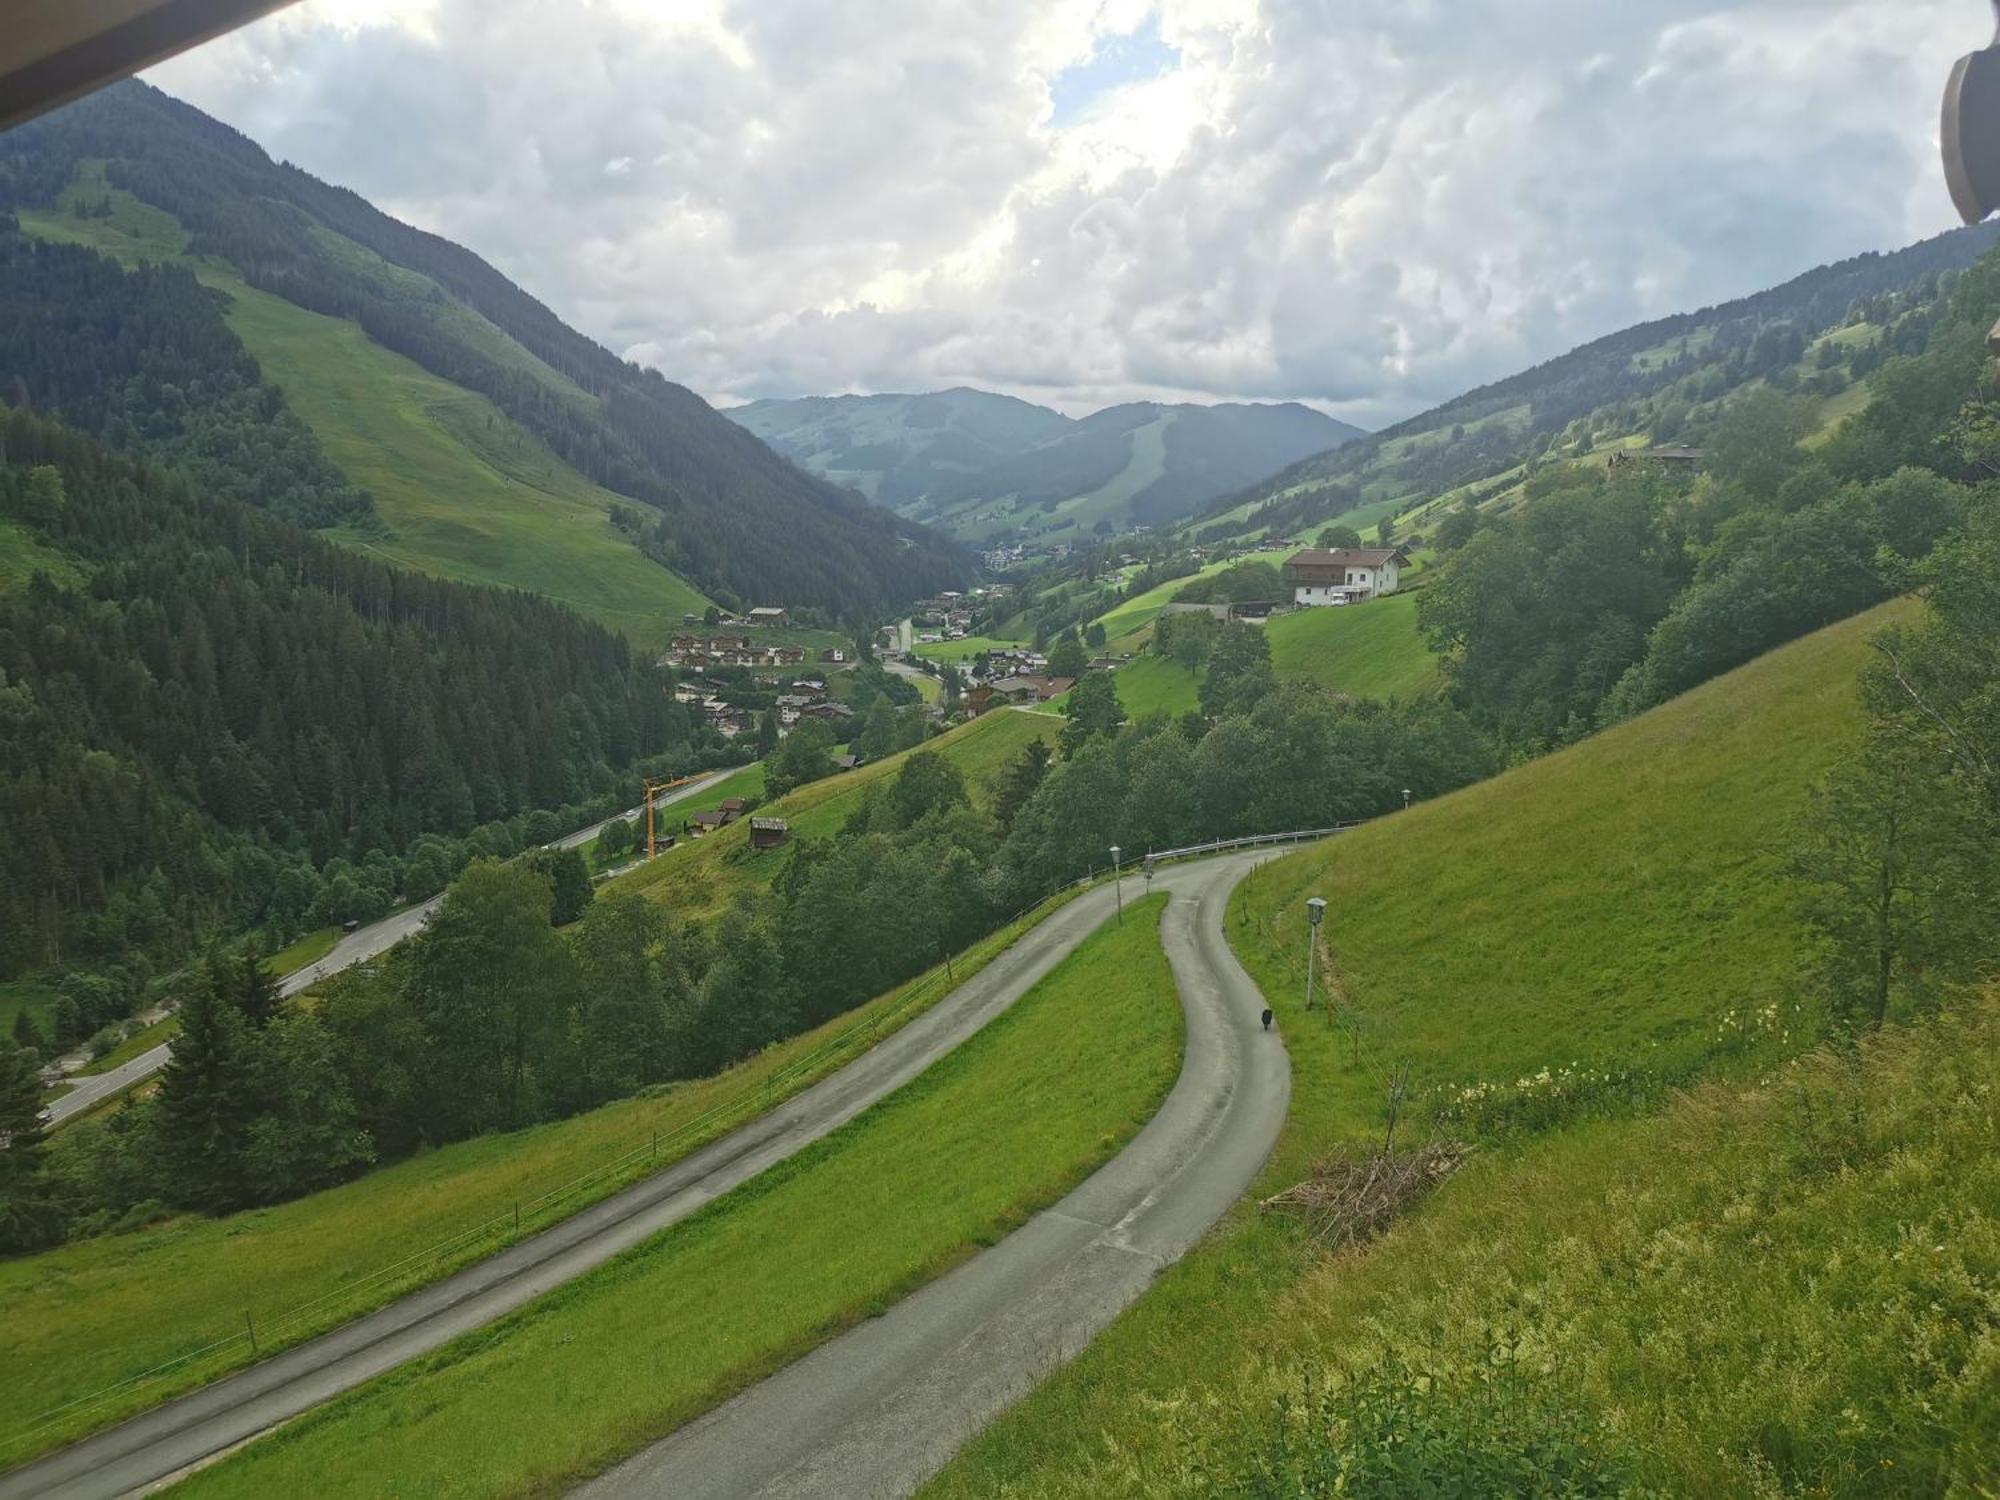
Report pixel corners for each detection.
[155,975,253,1210]
[0,1046,59,1251]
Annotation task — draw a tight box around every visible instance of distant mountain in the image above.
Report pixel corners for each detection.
[728,388,1363,543]
[0,82,970,626]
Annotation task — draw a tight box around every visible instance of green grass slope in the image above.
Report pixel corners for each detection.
[179,895,1184,1500]
[1264,592,1440,700]
[18,171,708,648]
[0,872,1095,1467]
[925,600,1935,1497]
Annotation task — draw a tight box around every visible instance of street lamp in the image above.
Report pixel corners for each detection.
[1402,787,1412,812]
[1110,845,1123,925]
[1304,896,1327,1011]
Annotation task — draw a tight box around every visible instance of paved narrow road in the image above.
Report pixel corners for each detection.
[572,850,1287,1500]
[38,772,729,1129]
[0,852,1269,1500]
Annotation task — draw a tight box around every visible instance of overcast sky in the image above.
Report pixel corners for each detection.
[148,0,1981,428]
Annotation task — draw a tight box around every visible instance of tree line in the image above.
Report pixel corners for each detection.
[0,406,707,984]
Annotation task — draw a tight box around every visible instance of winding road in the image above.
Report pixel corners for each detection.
[576,850,1287,1500]
[3,850,1286,1500]
[38,772,729,1129]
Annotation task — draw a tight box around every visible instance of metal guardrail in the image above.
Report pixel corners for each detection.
[1141,824,1363,870]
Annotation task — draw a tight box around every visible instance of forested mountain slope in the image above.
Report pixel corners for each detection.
[731,388,1361,544]
[1195,220,2000,544]
[0,407,694,980]
[0,82,968,620]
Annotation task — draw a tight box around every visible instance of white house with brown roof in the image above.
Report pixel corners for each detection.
[1284,547,1408,606]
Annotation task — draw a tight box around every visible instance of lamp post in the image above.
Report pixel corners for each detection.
[1304,896,1326,1010]
[1402,787,1412,812]
[1110,845,1123,925]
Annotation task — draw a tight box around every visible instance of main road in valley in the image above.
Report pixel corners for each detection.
[1,851,1288,1500]
[37,771,730,1129]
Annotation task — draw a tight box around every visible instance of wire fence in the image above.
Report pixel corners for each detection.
[19,827,1352,1450]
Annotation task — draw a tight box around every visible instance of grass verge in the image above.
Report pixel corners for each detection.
[72,1015,176,1077]
[264,928,339,978]
[178,895,1183,1499]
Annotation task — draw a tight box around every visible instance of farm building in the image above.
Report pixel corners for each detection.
[1284,547,1408,607]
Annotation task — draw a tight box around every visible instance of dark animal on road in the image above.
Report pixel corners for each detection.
[1261,1008,1273,1031]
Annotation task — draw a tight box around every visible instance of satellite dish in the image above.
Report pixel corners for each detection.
[1943,2,2000,224]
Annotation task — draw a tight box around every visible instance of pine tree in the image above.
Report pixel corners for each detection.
[154,975,253,1210]
[0,1046,60,1251]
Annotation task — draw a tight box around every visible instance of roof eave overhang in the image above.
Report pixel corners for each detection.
[0,0,299,134]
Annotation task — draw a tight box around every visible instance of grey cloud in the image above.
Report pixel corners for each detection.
[149,0,1972,426]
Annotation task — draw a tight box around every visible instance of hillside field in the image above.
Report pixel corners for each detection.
[925,600,1958,1497]
[1263,592,1440,700]
[19,173,710,649]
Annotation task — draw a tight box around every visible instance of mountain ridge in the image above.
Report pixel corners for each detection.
[728,387,1363,545]
[0,81,970,620]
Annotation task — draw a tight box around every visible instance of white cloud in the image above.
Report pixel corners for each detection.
[147,0,1977,425]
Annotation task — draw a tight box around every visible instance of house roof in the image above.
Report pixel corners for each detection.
[1285,547,1407,571]
[749,817,789,832]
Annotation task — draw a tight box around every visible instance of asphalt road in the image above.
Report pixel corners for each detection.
[37,772,728,1130]
[572,850,1287,1500]
[0,851,1253,1500]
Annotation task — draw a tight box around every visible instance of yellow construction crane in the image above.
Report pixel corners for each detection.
[642,773,703,859]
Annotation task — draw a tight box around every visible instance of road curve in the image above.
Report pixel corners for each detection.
[38,772,729,1129]
[0,853,1251,1500]
[573,850,1288,1500]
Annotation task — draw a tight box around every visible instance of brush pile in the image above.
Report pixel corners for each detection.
[1260,1141,1470,1253]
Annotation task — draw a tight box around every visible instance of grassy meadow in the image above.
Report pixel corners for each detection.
[0,875,1091,1467]
[19,170,710,650]
[910,634,1028,665]
[1264,591,1440,700]
[922,601,1967,1497]
[1106,654,1201,718]
[178,896,1184,1499]
[1089,548,1290,645]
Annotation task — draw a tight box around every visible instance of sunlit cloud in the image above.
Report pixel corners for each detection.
[147,0,1971,425]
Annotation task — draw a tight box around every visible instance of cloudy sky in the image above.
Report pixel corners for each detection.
[149,0,1981,428]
